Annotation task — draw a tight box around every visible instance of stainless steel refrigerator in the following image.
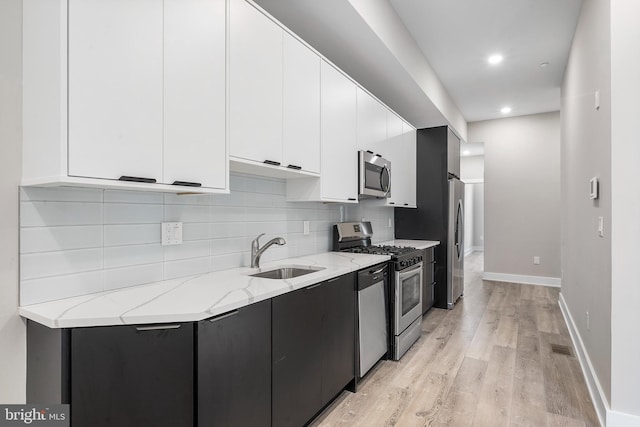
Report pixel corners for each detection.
[395,126,465,309]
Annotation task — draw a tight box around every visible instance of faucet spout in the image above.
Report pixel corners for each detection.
[250,234,286,268]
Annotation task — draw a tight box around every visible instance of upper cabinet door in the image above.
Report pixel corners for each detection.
[356,88,388,154]
[67,0,163,182]
[321,61,358,202]
[401,121,417,208]
[283,32,321,174]
[229,0,283,165]
[447,127,461,178]
[385,111,403,206]
[163,0,227,189]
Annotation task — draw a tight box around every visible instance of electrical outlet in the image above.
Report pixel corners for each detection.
[586,311,590,330]
[533,256,540,265]
[161,222,182,246]
[303,220,310,235]
[388,217,393,228]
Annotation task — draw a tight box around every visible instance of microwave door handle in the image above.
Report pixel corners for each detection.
[381,165,391,194]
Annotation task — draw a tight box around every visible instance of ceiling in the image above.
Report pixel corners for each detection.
[253,0,583,144]
[390,0,583,123]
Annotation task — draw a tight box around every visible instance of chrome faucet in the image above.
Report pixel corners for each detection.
[250,233,286,268]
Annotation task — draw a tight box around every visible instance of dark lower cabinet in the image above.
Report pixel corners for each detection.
[321,274,356,403]
[70,322,194,427]
[272,273,356,427]
[197,299,271,427]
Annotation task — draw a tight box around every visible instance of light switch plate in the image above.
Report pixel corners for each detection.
[162,222,183,246]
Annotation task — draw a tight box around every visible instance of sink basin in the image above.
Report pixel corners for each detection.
[249,265,325,280]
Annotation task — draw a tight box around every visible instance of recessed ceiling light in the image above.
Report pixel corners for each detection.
[488,54,503,65]
[462,150,471,156]
[501,106,512,114]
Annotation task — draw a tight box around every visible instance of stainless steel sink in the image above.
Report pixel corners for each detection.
[249,265,325,279]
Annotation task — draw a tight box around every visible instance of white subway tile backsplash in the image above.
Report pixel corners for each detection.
[21,271,104,305]
[104,190,164,204]
[104,244,163,269]
[21,202,103,227]
[164,204,212,223]
[21,248,103,280]
[104,264,164,291]
[104,203,163,224]
[211,237,248,255]
[164,257,211,280]
[20,226,103,253]
[20,174,394,304]
[20,187,103,203]
[164,193,214,206]
[164,240,210,261]
[104,224,161,247]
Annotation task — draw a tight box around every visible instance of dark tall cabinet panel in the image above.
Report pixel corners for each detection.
[71,323,194,427]
[272,273,356,427]
[197,300,271,427]
[396,126,462,309]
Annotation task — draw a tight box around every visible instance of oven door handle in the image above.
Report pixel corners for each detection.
[399,263,422,275]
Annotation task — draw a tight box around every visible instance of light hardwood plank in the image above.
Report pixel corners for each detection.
[310,253,599,427]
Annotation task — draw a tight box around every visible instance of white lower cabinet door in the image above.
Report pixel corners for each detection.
[283,32,321,174]
[67,0,163,182]
[163,0,227,190]
[320,61,358,202]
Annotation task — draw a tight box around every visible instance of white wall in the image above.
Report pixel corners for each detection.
[610,0,640,420]
[460,155,484,181]
[20,176,395,305]
[560,0,612,412]
[469,112,561,282]
[472,184,485,250]
[0,0,26,403]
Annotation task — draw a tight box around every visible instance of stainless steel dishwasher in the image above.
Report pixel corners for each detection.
[357,262,389,377]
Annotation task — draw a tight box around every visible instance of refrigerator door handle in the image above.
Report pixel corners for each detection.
[456,199,464,261]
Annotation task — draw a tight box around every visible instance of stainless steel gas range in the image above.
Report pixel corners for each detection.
[333,222,423,361]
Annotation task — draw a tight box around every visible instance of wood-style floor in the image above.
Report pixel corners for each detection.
[311,252,599,427]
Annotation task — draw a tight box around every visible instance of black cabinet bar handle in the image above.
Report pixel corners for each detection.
[366,150,374,154]
[135,324,181,331]
[208,310,239,322]
[404,203,409,206]
[119,176,157,184]
[263,160,281,166]
[388,202,395,205]
[348,198,357,201]
[171,181,202,187]
[306,282,324,290]
[286,164,302,170]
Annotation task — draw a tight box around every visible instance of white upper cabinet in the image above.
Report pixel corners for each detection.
[386,117,417,208]
[22,0,228,193]
[163,0,227,188]
[67,0,164,182]
[356,88,388,154]
[320,61,358,202]
[384,111,404,206]
[229,0,320,177]
[229,0,283,165]
[283,32,321,174]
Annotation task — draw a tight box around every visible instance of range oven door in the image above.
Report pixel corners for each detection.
[394,262,423,334]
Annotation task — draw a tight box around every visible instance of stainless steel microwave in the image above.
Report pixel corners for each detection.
[358,150,391,199]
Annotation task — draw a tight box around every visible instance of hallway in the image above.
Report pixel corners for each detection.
[313,252,599,426]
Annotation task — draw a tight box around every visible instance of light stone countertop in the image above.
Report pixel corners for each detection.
[18,252,390,329]
[378,239,440,250]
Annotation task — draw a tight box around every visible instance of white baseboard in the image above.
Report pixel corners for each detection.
[482,271,561,287]
[464,248,474,257]
[558,293,608,426]
[472,246,484,252]
[607,410,640,426]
